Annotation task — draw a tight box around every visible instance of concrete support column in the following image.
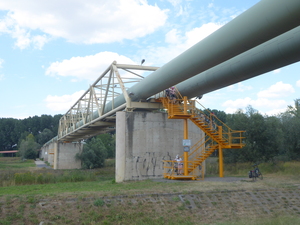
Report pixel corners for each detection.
[55,142,83,169]
[53,142,58,169]
[40,141,83,170]
[116,112,126,183]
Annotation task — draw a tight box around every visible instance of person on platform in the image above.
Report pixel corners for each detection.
[169,86,176,104]
[174,155,183,175]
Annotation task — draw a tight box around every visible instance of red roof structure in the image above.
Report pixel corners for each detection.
[0,151,18,153]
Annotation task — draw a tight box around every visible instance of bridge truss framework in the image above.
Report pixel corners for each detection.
[58,61,161,142]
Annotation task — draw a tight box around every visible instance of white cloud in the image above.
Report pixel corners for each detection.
[185,22,222,48]
[296,80,300,87]
[257,81,294,98]
[0,0,168,47]
[11,26,31,49]
[32,35,49,50]
[222,97,288,116]
[165,29,181,44]
[273,69,281,74]
[0,16,50,49]
[44,90,85,112]
[223,97,253,110]
[265,107,287,116]
[0,58,3,68]
[222,107,242,114]
[46,52,136,81]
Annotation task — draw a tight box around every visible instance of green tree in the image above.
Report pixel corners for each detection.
[281,100,300,160]
[19,134,40,160]
[76,136,108,169]
[287,99,300,118]
[225,109,248,163]
[211,109,227,124]
[0,114,62,152]
[263,116,284,162]
[37,128,54,145]
[225,106,283,163]
[97,133,115,158]
[0,118,19,150]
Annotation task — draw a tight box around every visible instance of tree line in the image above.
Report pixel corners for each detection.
[212,99,300,163]
[1,99,299,167]
[0,114,62,151]
[0,114,116,166]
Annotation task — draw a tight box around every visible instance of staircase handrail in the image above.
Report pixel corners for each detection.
[188,136,211,159]
[187,144,219,172]
[194,99,245,139]
[160,95,245,146]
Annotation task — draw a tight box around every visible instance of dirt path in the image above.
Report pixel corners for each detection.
[34,159,52,169]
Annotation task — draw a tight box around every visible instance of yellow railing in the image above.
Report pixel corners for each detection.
[165,136,219,175]
[160,95,245,147]
[157,87,245,179]
[162,160,204,180]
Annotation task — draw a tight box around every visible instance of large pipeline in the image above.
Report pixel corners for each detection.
[176,25,300,98]
[102,0,300,114]
[58,0,300,140]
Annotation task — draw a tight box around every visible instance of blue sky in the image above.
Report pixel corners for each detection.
[0,0,299,119]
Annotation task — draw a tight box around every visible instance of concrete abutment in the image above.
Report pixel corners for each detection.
[116,111,205,182]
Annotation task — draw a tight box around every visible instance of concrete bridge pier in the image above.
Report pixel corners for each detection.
[40,111,205,180]
[40,141,82,169]
[116,111,204,182]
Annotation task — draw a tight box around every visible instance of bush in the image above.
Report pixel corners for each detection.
[18,134,40,160]
[76,137,108,169]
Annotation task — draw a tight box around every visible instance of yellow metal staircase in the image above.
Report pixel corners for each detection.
[158,93,245,180]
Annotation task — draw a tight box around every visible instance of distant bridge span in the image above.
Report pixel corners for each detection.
[57,0,300,142]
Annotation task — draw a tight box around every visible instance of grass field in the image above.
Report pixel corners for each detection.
[0,157,36,170]
[0,157,300,225]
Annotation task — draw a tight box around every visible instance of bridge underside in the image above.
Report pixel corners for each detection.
[60,119,116,142]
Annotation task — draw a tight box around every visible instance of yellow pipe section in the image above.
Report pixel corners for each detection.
[183,96,187,113]
[184,118,188,176]
[183,96,188,176]
[218,126,224,177]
